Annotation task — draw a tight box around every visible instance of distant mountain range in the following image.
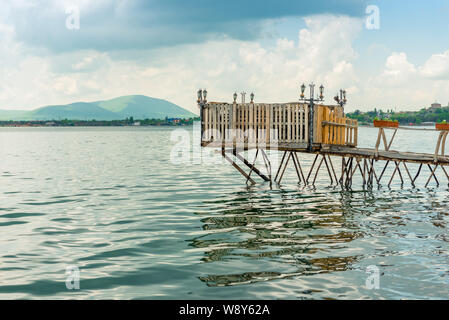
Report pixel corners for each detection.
[0,95,198,121]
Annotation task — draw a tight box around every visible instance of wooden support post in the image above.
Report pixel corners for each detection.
[402,162,415,187]
[291,152,302,183]
[293,153,307,183]
[396,161,404,184]
[261,149,272,182]
[374,128,383,157]
[434,131,449,162]
[233,150,270,182]
[425,164,439,187]
[246,149,259,184]
[388,161,403,187]
[412,164,423,185]
[355,159,366,187]
[367,159,375,188]
[274,151,288,182]
[323,155,334,185]
[327,155,339,183]
[221,149,256,185]
[306,154,319,184]
[277,152,292,184]
[378,160,390,184]
[345,157,354,188]
[387,129,397,150]
[312,156,325,185]
[374,127,397,157]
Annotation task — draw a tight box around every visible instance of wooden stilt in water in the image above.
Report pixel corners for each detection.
[277,152,292,184]
[425,164,439,187]
[322,156,334,185]
[306,154,319,184]
[293,153,306,183]
[402,162,415,187]
[290,152,302,183]
[412,164,423,185]
[246,149,259,184]
[233,150,270,182]
[221,149,256,185]
[327,155,339,183]
[261,149,272,182]
[378,160,390,184]
[312,156,325,185]
[274,151,288,182]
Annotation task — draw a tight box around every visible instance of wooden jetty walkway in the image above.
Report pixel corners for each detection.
[197,89,449,188]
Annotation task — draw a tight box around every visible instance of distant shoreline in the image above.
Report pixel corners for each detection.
[358,123,436,128]
[0,118,200,127]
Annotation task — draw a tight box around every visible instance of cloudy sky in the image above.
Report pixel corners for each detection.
[1,0,449,113]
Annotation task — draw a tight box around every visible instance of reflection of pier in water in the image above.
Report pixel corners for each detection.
[190,190,362,287]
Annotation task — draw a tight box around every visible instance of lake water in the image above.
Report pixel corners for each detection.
[0,125,447,299]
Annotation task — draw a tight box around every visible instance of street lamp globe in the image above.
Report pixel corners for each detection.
[319,84,324,100]
[300,83,306,98]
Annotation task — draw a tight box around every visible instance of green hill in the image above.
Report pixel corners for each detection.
[95,95,196,119]
[29,102,118,120]
[0,95,197,121]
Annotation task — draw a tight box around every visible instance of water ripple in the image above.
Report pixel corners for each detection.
[0,127,447,299]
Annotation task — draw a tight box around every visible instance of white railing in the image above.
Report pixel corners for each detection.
[202,103,309,145]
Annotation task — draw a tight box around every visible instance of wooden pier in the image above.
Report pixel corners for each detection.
[197,91,449,188]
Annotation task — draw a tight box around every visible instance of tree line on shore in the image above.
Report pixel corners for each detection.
[0,116,201,127]
[346,106,449,125]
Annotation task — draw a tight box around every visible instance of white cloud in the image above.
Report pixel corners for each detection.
[2,11,449,113]
[71,52,110,72]
[375,52,417,86]
[420,50,449,79]
[355,51,449,111]
[0,15,364,112]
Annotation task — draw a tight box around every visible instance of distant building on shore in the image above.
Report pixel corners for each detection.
[167,118,181,124]
[430,102,441,109]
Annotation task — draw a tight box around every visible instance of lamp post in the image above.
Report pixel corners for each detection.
[203,89,207,103]
[300,82,325,150]
[334,89,347,108]
[197,89,203,105]
[197,88,207,141]
[241,91,247,104]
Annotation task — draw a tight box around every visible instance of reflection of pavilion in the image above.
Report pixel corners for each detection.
[189,190,362,287]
